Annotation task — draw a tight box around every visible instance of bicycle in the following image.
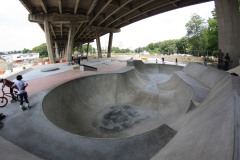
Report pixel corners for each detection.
[0,88,20,108]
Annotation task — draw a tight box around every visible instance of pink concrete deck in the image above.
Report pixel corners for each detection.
[27,61,127,95]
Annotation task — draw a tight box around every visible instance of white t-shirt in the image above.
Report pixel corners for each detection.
[13,80,27,94]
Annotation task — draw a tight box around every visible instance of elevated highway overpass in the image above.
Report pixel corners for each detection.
[19,0,240,67]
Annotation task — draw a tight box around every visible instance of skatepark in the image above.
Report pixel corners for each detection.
[0,58,239,160]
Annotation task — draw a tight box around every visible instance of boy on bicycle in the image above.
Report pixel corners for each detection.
[0,78,17,102]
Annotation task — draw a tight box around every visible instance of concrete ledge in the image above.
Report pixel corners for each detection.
[41,67,59,72]
[70,66,80,70]
[80,64,97,71]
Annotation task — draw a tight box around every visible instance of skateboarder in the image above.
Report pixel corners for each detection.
[11,75,30,111]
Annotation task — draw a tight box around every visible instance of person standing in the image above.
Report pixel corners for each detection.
[0,78,17,101]
[224,53,231,70]
[162,57,165,63]
[217,49,224,69]
[11,75,30,111]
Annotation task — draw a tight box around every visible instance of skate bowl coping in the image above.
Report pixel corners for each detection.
[42,59,235,160]
[42,61,187,138]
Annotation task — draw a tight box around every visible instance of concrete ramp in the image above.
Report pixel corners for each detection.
[41,61,238,159]
[152,75,235,160]
[0,61,239,160]
[42,63,192,138]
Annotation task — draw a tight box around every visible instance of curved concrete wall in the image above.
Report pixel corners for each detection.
[42,63,192,138]
[183,62,229,88]
[41,61,236,160]
[152,74,235,160]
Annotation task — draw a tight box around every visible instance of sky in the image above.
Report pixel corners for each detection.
[0,1,215,52]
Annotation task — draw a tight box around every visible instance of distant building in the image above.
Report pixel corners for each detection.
[0,53,39,62]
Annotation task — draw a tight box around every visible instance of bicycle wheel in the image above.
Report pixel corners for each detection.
[0,97,8,108]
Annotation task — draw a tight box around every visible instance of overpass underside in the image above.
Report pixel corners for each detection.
[19,0,240,67]
[19,0,213,62]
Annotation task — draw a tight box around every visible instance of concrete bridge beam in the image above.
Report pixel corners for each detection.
[29,13,89,23]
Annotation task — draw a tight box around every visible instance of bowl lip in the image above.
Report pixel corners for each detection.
[41,63,182,140]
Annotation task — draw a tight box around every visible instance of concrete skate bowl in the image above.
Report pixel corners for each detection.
[42,61,239,159]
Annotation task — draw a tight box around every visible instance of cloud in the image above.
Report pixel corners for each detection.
[0,0,45,51]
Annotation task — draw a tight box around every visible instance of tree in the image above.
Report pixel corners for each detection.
[112,47,121,53]
[146,43,155,52]
[22,48,31,53]
[121,48,131,53]
[145,43,160,54]
[185,13,208,54]
[74,44,96,54]
[134,47,144,53]
[82,44,95,54]
[176,37,188,54]
[207,8,218,51]
[9,50,21,54]
[32,43,48,58]
[159,40,177,54]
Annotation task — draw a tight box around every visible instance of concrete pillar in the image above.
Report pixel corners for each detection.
[66,23,76,62]
[59,50,62,59]
[87,42,89,60]
[79,42,83,54]
[107,32,113,58]
[44,20,55,63]
[64,44,68,59]
[95,31,102,58]
[61,49,64,58]
[86,42,89,55]
[59,48,63,58]
[55,42,60,60]
[215,0,240,67]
